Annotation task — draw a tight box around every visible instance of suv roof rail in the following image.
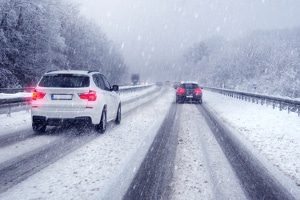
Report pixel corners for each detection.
[88,70,100,73]
[46,70,59,73]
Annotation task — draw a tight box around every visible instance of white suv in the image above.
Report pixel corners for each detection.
[31,70,121,133]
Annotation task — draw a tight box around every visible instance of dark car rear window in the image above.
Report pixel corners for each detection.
[182,83,199,89]
[38,74,90,88]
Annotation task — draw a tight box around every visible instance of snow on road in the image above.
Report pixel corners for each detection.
[0,87,173,200]
[169,104,247,199]
[0,87,299,199]
[204,90,300,188]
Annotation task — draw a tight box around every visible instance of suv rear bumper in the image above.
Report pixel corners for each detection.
[32,115,92,126]
[31,108,101,124]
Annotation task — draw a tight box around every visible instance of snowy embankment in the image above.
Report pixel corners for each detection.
[204,90,300,187]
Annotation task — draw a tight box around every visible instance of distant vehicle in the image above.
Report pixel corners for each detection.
[131,74,140,85]
[173,81,180,89]
[176,82,202,104]
[31,70,121,133]
[156,81,163,86]
[165,81,170,85]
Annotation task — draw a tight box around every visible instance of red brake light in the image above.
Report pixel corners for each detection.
[79,90,97,101]
[194,88,202,95]
[32,90,46,100]
[177,87,185,95]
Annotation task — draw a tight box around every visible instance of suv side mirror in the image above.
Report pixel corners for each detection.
[111,85,119,91]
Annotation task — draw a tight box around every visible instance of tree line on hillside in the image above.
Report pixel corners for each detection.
[184,27,300,98]
[0,0,128,88]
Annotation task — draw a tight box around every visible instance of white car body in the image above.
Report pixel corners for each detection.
[31,70,121,133]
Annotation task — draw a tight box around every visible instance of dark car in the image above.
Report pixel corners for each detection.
[176,82,202,104]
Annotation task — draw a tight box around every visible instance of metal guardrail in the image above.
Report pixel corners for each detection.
[204,87,300,116]
[0,84,154,116]
[119,84,153,92]
[0,87,35,94]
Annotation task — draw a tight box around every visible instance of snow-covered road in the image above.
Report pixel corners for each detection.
[169,104,246,199]
[0,86,299,199]
[0,86,173,199]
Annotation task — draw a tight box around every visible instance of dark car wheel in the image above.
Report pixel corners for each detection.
[32,122,46,133]
[115,104,121,124]
[96,109,107,133]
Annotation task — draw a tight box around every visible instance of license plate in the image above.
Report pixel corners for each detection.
[51,94,73,100]
[186,95,193,98]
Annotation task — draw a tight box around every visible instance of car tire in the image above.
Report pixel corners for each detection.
[96,109,107,133]
[32,122,46,133]
[115,104,121,124]
[199,99,203,104]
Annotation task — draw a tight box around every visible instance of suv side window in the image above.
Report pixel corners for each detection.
[92,74,99,88]
[100,74,111,91]
[93,74,106,90]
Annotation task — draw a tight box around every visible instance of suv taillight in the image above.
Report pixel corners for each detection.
[79,90,97,101]
[194,88,202,95]
[32,90,46,100]
[177,87,185,95]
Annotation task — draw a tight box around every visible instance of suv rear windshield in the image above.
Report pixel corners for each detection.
[182,83,199,89]
[38,74,90,88]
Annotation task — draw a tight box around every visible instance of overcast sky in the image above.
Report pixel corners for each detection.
[74,0,300,80]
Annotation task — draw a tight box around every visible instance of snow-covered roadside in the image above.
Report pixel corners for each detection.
[0,88,174,200]
[0,110,31,136]
[0,92,32,99]
[203,90,300,187]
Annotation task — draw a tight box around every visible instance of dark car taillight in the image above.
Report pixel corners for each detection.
[194,88,202,95]
[32,90,46,100]
[79,90,97,101]
[177,87,185,95]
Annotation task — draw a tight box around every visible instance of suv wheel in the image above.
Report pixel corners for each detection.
[115,104,121,124]
[96,109,107,133]
[32,122,46,133]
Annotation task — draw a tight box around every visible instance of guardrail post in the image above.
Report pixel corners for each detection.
[279,102,282,111]
[7,105,11,117]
